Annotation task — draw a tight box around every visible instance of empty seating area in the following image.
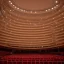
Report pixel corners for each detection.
[0,0,64,64]
[0,54,64,64]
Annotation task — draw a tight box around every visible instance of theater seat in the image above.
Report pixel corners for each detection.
[0,54,64,64]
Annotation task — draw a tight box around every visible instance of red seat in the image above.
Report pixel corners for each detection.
[0,54,64,64]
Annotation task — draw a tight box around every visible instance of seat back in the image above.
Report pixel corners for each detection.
[0,54,64,64]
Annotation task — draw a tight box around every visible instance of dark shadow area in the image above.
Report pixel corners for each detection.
[0,46,64,55]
